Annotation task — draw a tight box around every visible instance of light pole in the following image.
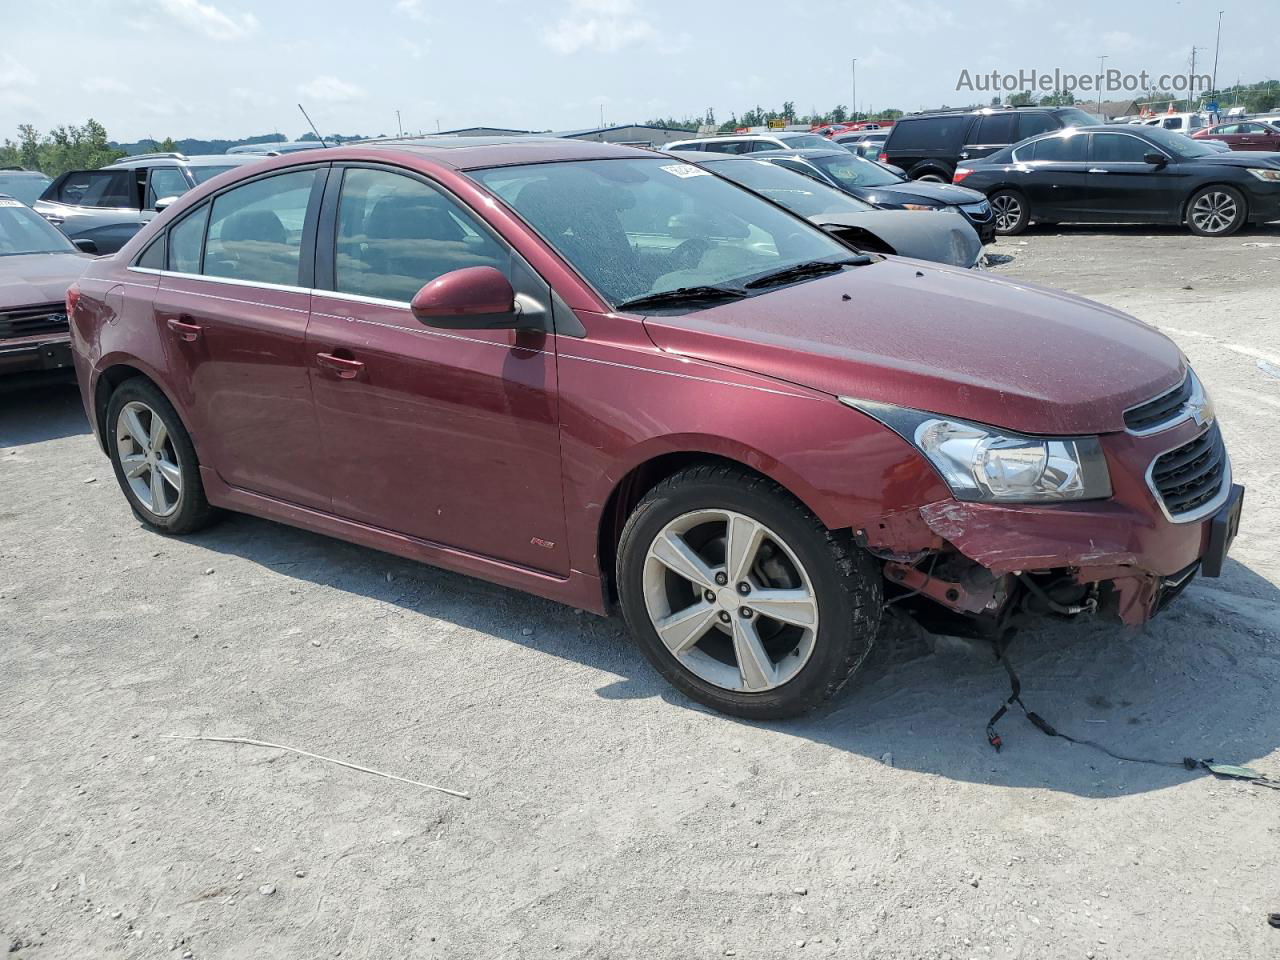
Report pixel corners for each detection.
[1097,55,1107,117]
[851,58,857,122]
[1211,9,1223,98]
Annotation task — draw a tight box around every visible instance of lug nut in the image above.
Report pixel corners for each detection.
[737,582,751,595]
[704,590,716,603]
[714,572,728,586]
[740,608,753,619]
[718,611,731,624]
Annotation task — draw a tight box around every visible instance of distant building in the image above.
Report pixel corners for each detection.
[553,124,697,146]
[1094,99,1141,120]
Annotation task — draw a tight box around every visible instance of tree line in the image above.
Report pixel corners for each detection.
[0,120,125,177]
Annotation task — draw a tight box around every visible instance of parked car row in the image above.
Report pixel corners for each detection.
[60,137,1242,719]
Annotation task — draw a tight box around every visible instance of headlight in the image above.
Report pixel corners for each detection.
[899,202,944,211]
[1246,168,1280,182]
[840,399,1112,503]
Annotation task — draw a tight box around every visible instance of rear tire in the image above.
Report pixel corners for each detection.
[617,463,882,720]
[990,189,1030,235]
[913,171,948,183]
[106,378,215,535]
[1185,185,1246,237]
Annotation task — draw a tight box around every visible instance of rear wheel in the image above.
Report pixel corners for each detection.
[1186,185,1246,236]
[617,464,882,720]
[990,189,1030,235]
[106,378,215,535]
[913,171,948,183]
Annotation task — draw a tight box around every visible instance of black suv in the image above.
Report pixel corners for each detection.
[879,107,1099,183]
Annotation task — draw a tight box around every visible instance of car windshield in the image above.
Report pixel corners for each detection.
[702,158,876,217]
[469,158,855,308]
[1139,126,1220,159]
[0,173,52,205]
[190,165,238,184]
[0,199,76,255]
[807,152,902,187]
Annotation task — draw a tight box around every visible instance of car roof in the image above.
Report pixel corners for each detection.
[334,136,657,170]
[750,148,849,160]
[106,154,262,169]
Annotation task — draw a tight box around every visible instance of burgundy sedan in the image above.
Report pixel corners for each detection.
[1192,120,1280,151]
[66,139,1242,719]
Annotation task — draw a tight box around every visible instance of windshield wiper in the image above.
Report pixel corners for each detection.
[742,256,872,290]
[615,285,748,311]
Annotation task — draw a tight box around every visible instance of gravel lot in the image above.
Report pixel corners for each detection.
[3,223,1279,960]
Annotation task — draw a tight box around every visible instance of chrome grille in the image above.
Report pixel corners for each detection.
[0,303,68,341]
[1149,423,1227,518]
[1125,375,1193,433]
[960,201,992,221]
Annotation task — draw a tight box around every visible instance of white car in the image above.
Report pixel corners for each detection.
[662,132,832,154]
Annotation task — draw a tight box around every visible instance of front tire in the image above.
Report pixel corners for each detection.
[990,189,1030,235]
[1186,185,1246,236]
[617,464,882,720]
[106,378,215,535]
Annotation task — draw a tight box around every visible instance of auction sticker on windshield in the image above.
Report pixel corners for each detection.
[0,199,24,207]
[659,163,709,179]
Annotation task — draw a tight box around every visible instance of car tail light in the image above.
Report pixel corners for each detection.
[953,167,973,183]
[878,151,889,163]
[66,283,81,317]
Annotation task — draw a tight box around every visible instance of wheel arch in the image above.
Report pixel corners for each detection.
[92,359,197,458]
[907,162,954,182]
[595,446,835,606]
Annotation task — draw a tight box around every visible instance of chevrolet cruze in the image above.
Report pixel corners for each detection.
[67,138,1243,719]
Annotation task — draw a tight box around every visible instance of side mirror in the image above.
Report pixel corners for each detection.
[411,266,528,330]
[72,238,99,254]
[154,196,180,213]
[1143,152,1167,166]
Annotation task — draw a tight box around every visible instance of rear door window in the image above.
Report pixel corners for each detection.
[202,170,318,286]
[703,140,752,154]
[57,170,135,208]
[1031,133,1088,162]
[1089,133,1151,163]
[972,113,1017,144]
[1016,113,1059,139]
[168,205,209,274]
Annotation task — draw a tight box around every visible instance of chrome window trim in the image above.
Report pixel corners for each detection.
[126,267,311,296]
[1144,426,1232,524]
[1123,370,1208,437]
[314,288,411,309]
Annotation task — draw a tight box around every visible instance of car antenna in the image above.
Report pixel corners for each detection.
[297,103,329,148]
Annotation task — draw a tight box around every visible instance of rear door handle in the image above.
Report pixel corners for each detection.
[315,351,365,380]
[166,316,202,342]
[1088,168,1108,174]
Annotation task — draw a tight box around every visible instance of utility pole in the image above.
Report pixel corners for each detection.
[1211,10,1223,96]
[396,110,403,138]
[1097,55,1108,117]
[1189,46,1205,112]
[851,59,857,122]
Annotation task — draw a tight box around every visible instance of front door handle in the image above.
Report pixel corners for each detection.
[1088,168,1108,174]
[316,351,365,380]
[166,316,202,342]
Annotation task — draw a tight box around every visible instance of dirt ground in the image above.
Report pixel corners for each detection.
[3,222,1279,960]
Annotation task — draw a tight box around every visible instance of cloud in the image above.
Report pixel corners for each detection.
[0,55,36,87]
[857,0,954,34]
[150,0,258,40]
[298,76,367,103]
[400,39,429,59]
[394,0,430,22]
[81,77,133,95]
[541,0,657,55]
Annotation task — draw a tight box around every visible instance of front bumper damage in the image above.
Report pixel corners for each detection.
[858,417,1244,630]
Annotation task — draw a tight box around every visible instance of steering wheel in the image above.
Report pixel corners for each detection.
[668,238,710,272]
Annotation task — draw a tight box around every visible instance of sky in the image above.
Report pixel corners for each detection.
[1,0,1275,144]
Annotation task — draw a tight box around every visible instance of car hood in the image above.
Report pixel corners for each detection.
[1189,151,1280,169]
[854,180,988,208]
[811,210,982,268]
[0,252,89,309]
[641,258,1184,436]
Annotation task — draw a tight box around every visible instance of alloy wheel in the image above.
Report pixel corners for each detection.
[1190,191,1238,234]
[116,400,182,517]
[641,509,819,693]
[991,194,1023,232]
